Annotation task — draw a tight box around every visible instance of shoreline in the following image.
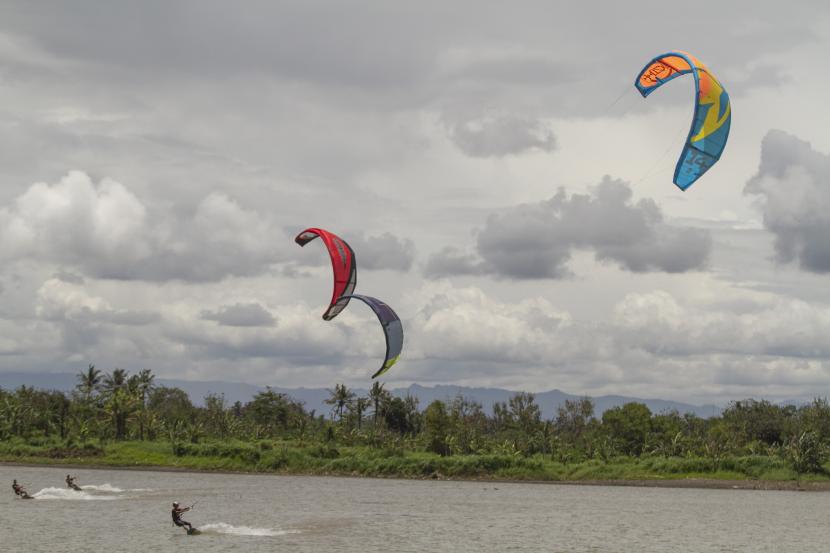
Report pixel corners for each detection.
[3,460,828,492]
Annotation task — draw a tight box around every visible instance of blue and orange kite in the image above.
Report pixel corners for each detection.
[635,51,731,191]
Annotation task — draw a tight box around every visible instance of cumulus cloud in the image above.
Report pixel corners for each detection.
[143,191,281,281]
[201,302,276,327]
[449,114,556,158]
[171,302,351,368]
[400,281,830,397]
[12,272,830,400]
[404,282,577,378]
[35,278,158,325]
[745,130,830,272]
[0,170,150,267]
[612,288,830,361]
[30,277,158,360]
[20,278,356,377]
[426,178,711,279]
[0,171,289,282]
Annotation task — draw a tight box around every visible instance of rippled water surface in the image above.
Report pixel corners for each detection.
[2,465,829,552]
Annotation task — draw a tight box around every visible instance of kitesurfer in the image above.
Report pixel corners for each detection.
[65,474,80,491]
[12,479,31,499]
[171,501,194,532]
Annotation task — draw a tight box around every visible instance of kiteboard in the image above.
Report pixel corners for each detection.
[186,528,201,536]
[69,484,82,491]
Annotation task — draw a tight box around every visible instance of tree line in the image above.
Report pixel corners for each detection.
[2,366,829,476]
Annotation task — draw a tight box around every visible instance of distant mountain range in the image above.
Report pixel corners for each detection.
[0,371,723,418]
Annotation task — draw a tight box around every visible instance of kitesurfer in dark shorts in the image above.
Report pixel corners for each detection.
[171,501,193,532]
[12,479,31,499]
[65,474,80,490]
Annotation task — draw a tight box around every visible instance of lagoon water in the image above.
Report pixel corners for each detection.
[2,465,828,552]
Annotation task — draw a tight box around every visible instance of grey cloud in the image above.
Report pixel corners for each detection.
[729,64,787,96]
[424,247,486,279]
[0,1,819,113]
[181,337,344,366]
[169,317,347,367]
[443,50,574,87]
[25,281,157,364]
[0,1,438,88]
[476,203,574,278]
[52,271,85,285]
[427,178,711,279]
[277,264,314,279]
[405,282,830,401]
[612,289,830,364]
[593,224,713,274]
[745,130,830,272]
[97,310,159,326]
[449,115,556,158]
[201,302,276,327]
[35,278,159,327]
[348,232,415,271]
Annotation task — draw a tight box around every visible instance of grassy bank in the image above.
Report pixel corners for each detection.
[2,438,828,485]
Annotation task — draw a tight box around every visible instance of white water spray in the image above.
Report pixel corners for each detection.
[81,483,124,493]
[197,523,297,537]
[31,487,119,501]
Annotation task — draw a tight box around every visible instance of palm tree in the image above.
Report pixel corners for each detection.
[348,397,371,430]
[104,387,136,440]
[133,370,155,403]
[47,391,72,439]
[102,368,128,394]
[101,369,133,440]
[131,369,155,440]
[0,394,28,438]
[369,381,390,425]
[75,364,102,401]
[324,383,355,421]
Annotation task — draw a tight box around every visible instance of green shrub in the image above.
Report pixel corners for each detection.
[306,445,340,459]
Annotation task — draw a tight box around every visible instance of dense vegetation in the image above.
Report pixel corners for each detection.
[2,366,830,483]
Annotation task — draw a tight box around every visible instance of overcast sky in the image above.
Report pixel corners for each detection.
[1,1,829,404]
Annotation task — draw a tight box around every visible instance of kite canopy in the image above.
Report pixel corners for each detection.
[295,227,357,320]
[635,51,731,190]
[342,294,403,379]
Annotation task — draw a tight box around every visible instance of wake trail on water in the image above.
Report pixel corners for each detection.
[81,483,123,493]
[198,523,298,537]
[80,483,153,493]
[32,487,119,501]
